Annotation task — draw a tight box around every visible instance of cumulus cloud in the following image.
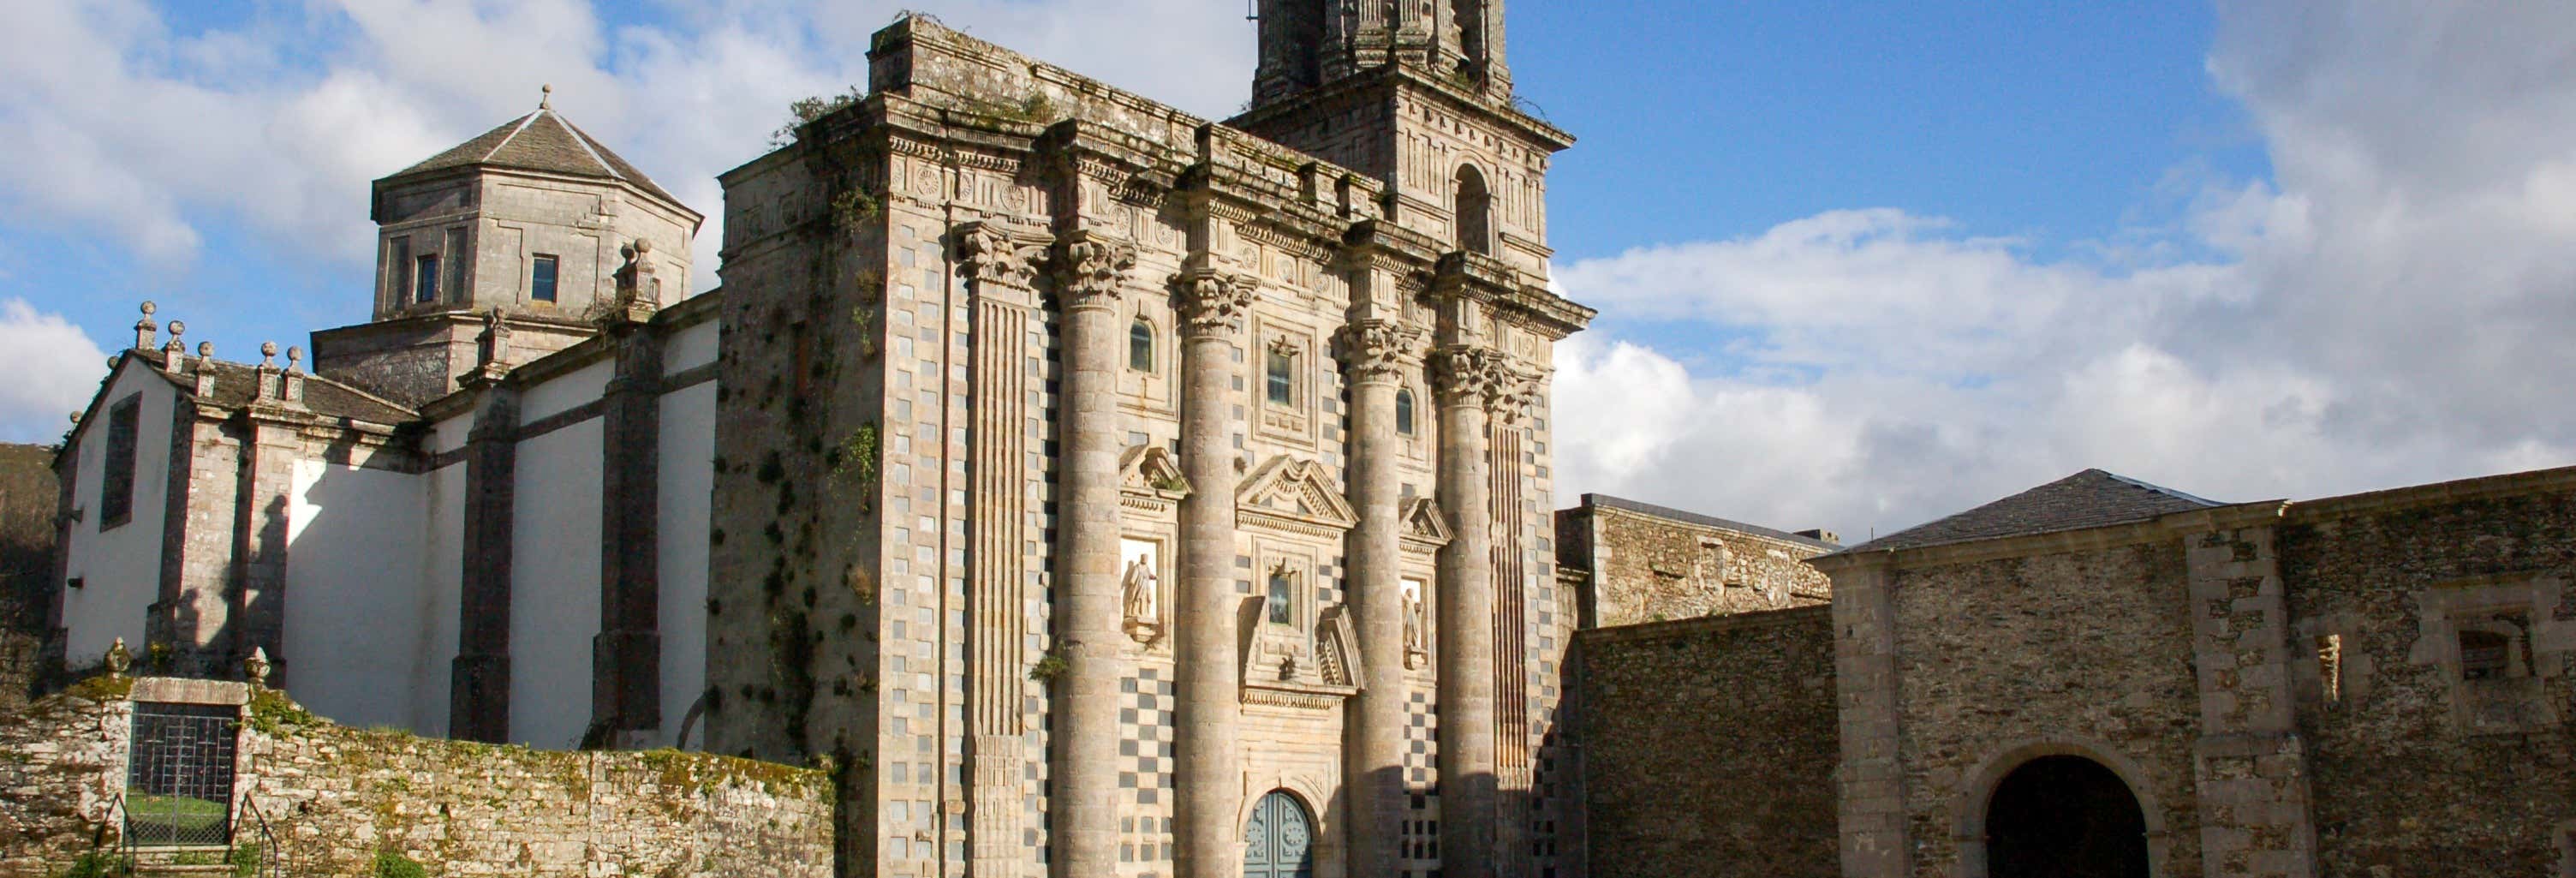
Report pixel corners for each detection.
[0,299,110,444]
[0,0,1250,298]
[1551,3,2576,540]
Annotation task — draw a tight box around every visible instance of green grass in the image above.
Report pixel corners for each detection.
[123,787,227,835]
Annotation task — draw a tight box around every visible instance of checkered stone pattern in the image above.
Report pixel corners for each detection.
[1118,666,1176,874]
[1402,690,1441,876]
[1026,305,1061,864]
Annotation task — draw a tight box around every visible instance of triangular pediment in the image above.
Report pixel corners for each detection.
[1235,457,1357,535]
[1400,497,1452,547]
[1119,445,1192,497]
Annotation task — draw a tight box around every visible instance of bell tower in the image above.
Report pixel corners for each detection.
[1234,0,1567,275]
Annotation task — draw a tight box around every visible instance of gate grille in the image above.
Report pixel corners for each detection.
[126,702,237,847]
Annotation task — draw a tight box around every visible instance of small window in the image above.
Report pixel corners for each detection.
[531,255,560,302]
[1266,349,1295,405]
[99,395,140,529]
[1396,389,1417,435]
[414,254,441,304]
[2460,630,2510,680]
[1267,570,1294,625]
[1129,320,1154,372]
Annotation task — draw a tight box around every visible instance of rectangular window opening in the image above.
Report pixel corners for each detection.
[531,254,559,302]
[414,254,441,304]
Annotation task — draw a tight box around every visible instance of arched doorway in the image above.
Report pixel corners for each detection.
[1986,756,2150,878]
[1243,790,1315,878]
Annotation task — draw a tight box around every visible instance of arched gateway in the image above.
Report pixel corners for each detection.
[1986,756,2150,878]
[1243,790,1315,878]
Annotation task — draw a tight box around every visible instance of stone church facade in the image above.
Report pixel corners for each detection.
[44,4,1595,878]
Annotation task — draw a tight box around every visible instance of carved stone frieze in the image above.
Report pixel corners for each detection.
[1335,320,1427,381]
[1050,230,1137,308]
[1236,457,1359,537]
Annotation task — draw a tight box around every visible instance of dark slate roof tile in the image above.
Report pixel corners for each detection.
[386,108,684,208]
[1837,469,2221,554]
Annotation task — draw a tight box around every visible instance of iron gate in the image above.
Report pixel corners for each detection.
[125,702,238,847]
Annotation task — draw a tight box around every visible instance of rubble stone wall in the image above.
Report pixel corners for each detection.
[0,678,835,878]
[1559,497,1833,628]
[1575,606,1837,878]
[2278,487,2576,876]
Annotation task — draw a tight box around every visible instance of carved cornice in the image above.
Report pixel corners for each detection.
[1334,320,1427,381]
[952,220,1049,290]
[1049,230,1136,309]
[1171,265,1257,336]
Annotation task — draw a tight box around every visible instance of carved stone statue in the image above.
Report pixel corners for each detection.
[1121,553,1161,642]
[1402,587,1428,668]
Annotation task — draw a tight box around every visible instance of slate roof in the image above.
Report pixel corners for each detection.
[1837,469,2222,554]
[385,106,684,208]
[1578,494,1840,550]
[134,351,417,427]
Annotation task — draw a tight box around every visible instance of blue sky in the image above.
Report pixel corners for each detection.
[4,2,2573,539]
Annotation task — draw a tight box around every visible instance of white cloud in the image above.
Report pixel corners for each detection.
[1552,3,2576,541]
[0,0,1250,303]
[0,299,109,444]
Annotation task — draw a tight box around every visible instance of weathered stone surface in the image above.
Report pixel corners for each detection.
[1575,606,1837,878]
[0,679,832,878]
[0,443,58,712]
[1557,494,1834,627]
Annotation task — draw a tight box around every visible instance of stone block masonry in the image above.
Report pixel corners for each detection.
[1575,606,1838,878]
[0,676,833,878]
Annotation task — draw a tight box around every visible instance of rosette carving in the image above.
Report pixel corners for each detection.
[1050,230,1137,308]
[1172,267,1256,335]
[1335,320,1427,381]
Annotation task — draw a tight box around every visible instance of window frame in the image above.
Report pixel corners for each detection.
[413,253,441,304]
[1395,387,1417,435]
[531,254,561,303]
[1265,346,1297,407]
[1128,318,1155,373]
[1266,564,1297,627]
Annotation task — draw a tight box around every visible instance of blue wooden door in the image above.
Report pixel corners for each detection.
[1243,791,1315,878]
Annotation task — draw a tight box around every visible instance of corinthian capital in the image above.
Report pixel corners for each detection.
[1431,345,1513,405]
[1171,267,1255,335]
[1335,320,1427,382]
[1488,367,1544,424]
[952,220,1044,289]
[1050,230,1137,309]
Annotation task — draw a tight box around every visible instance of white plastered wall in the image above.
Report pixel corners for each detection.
[414,454,468,737]
[655,379,715,745]
[283,457,428,730]
[510,419,604,748]
[59,363,176,665]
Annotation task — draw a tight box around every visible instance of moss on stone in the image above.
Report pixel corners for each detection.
[60,673,131,702]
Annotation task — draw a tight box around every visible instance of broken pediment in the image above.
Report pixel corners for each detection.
[1236,457,1358,537]
[1399,497,1452,549]
[1119,445,1192,511]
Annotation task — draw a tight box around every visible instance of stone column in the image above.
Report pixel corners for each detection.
[1046,230,1136,878]
[593,317,664,743]
[1173,264,1254,878]
[1339,318,1423,878]
[1434,343,1508,878]
[450,379,520,743]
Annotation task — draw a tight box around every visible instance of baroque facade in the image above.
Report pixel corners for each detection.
[43,4,1595,878]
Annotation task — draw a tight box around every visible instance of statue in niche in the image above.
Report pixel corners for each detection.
[1121,552,1162,642]
[1402,583,1428,669]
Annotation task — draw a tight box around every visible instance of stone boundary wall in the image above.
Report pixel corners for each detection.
[0,676,834,878]
[1575,606,1838,878]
